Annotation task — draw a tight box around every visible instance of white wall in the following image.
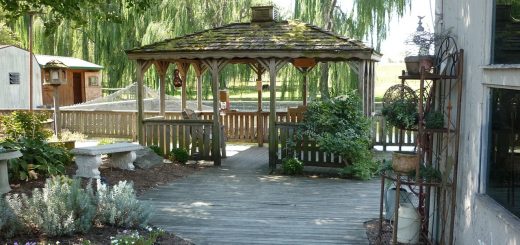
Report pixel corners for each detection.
[438,0,520,244]
[0,46,42,109]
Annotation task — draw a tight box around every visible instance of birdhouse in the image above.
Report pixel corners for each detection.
[43,60,68,86]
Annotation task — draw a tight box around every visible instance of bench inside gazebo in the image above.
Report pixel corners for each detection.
[126,6,379,169]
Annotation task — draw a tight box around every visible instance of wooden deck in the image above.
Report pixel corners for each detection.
[140,145,381,244]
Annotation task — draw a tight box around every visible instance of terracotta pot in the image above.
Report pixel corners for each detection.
[405,55,434,75]
[392,151,419,173]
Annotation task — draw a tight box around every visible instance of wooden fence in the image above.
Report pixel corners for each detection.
[0,109,416,149]
[275,122,344,167]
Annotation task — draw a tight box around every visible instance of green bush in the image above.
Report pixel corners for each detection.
[298,92,376,179]
[282,157,304,175]
[0,111,52,141]
[168,148,189,164]
[148,145,163,156]
[0,111,72,181]
[0,176,152,239]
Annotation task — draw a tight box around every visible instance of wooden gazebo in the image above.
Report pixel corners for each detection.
[126,6,380,168]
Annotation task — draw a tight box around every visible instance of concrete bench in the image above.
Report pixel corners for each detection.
[71,143,143,179]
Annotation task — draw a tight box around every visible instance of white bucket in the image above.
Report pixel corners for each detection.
[397,203,420,244]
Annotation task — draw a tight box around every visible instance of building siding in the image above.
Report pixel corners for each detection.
[0,46,42,109]
[438,0,520,244]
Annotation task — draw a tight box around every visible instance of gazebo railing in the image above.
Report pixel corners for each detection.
[275,122,344,167]
[142,118,225,160]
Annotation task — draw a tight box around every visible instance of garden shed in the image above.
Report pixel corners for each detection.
[126,6,380,167]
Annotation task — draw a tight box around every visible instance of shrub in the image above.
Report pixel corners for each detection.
[0,197,22,238]
[1,176,152,239]
[168,148,189,164]
[148,145,163,156]
[298,92,376,179]
[95,180,152,228]
[281,157,304,175]
[1,137,72,181]
[0,111,52,141]
[6,176,96,237]
[0,111,72,180]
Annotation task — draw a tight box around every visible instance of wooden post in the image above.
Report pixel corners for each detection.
[249,63,266,147]
[295,66,315,106]
[28,13,34,111]
[258,58,287,171]
[357,60,367,116]
[202,59,228,166]
[177,62,191,111]
[193,63,207,111]
[154,61,170,116]
[136,60,152,145]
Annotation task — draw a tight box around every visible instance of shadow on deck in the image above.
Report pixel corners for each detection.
[140,145,380,244]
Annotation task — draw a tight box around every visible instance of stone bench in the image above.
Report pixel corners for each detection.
[71,143,143,179]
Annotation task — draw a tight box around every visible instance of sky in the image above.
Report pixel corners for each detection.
[274,0,436,63]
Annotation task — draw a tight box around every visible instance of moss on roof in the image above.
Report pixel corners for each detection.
[127,20,375,54]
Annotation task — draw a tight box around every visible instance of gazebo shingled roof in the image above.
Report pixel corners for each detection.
[126,6,378,168]
[126,20,381,61]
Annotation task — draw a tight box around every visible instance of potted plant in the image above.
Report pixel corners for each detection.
[404,17,449,74]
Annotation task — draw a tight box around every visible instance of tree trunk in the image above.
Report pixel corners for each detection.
[319,0,337,100]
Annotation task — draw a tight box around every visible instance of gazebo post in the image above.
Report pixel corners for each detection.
[357,60,367,116]
[193,63,207,111]
[154,61,170,116]
[177,62,190,111]
[249,63,266,147]
[259,58,287,171]
[136,60,152,144]
[369,61,376,115]
[203,59,228,166]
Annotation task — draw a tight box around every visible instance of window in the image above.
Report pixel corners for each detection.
[9,72,20,84]
[88,76,99,86]
[487,88,520,217]
[493,1,520,64]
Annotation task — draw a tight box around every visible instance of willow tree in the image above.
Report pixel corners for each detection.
[7,0,410,100]
[293,0,411,100]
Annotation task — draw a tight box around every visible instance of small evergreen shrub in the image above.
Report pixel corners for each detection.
[95,180,152,228]
[282,157,304,175]
[148,145,163,156]
[168,148,189,164]
[298,92,376,179]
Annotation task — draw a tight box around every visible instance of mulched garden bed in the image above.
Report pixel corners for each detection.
[2,158,208,244]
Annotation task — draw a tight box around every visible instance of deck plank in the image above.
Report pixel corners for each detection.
[140,145,380,245]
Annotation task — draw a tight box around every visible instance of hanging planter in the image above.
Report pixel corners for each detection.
[173,69,183,88]
[392,151,419,173]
